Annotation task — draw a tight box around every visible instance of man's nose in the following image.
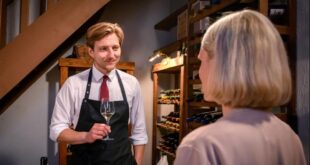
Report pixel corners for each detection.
[106,48,114,57]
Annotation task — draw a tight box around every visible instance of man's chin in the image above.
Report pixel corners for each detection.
[105,64,116,71]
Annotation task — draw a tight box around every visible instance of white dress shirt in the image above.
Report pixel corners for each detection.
[50,65,148,145]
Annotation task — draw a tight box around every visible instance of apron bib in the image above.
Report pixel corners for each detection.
[69,69,136,165]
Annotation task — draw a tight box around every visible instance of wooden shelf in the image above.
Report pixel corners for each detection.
[189,0,239,23]
[156,146,176,158]
[274,113,288,122]
[275,25,289,35]
[189,101,220,108]
[157,123,180,132]
[189,36,203,47]
[189,57,200,65]
[154,4,187,31]
[188,121,204,131]
[188,0,198,6]
[158,102,180,105]
[152,55,184,73]
[154,39,186,55]
[189,79,201,84]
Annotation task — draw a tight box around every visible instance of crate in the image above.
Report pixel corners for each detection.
[192,1,213,34]
[177,10,188,40]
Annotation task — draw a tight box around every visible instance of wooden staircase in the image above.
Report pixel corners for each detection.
[0,0,110,114]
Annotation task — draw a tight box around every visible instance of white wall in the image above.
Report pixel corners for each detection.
[0,64,59,165]
[296,0,310,163]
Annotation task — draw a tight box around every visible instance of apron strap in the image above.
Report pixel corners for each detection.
[83,68,127,102]
[115,70,128,103]
[84,68,93,99]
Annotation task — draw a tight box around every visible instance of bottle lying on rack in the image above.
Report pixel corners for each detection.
[187,89,204,102]
[158,89,181,104]
[158,120,180,131]
[162,111,180,122]
[186,111,223,125]
[158,133,179,153]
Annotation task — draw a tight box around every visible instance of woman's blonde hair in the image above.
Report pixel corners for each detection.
[86,22,124,49]
[201,9,292,109]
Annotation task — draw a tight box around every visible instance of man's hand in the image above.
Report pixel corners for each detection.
[85,123,111,143]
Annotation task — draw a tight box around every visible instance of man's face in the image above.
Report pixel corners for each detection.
[89,33,121,74]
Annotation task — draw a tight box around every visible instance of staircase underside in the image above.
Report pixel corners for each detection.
[0,0,110,113]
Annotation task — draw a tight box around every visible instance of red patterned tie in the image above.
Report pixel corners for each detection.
[100,75,109,100]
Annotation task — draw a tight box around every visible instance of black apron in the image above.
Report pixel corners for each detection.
[69,69,137,165]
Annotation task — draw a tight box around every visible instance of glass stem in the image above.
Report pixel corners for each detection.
[106,119,110,138]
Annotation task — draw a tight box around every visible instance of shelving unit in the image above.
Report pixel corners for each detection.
[152,0,296,164]
[152,55,185,165]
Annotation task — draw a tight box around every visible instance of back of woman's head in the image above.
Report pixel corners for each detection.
[201,9,292,109]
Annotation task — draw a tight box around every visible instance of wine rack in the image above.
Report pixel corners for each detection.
[152,56,185,165]
[187,111,223,131]
[158,89,181,105]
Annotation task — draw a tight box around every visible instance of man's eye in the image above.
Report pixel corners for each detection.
[113,47,119,51]
[99,47,107,51]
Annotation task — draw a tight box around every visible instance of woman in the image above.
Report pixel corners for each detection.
[174,10,306,165]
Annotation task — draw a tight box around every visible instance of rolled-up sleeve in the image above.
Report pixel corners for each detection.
[129,79,148,145]
[49,79,74,141]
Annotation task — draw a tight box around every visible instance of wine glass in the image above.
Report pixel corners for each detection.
[100,99,115,140]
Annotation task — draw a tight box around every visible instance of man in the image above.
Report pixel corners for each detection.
[50,22,147,165]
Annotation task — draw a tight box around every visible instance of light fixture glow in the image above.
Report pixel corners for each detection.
[148,51,168,62]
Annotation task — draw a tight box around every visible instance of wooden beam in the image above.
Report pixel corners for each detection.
[47,0,57,10]
[0,0,6,48]
[20,0,29,32]
[0,0,110,99]
[259,0,268,16]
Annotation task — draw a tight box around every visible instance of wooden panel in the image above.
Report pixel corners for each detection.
[276,25,289,35]
[152,72,158,165]
[59,66,69,165]
[154,4,187,31]
[179,66,186,139]
[20,0,29,32]
[47,0,57,10]
[259,0,268,16]
[189,101,220,108]
[58,58,135,72]
[154,39,185,55]
[0,0,6,48]
[60,67,68,86]
[0,0,110,99]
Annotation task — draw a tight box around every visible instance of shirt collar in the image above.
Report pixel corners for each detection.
[92,65,116,82]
